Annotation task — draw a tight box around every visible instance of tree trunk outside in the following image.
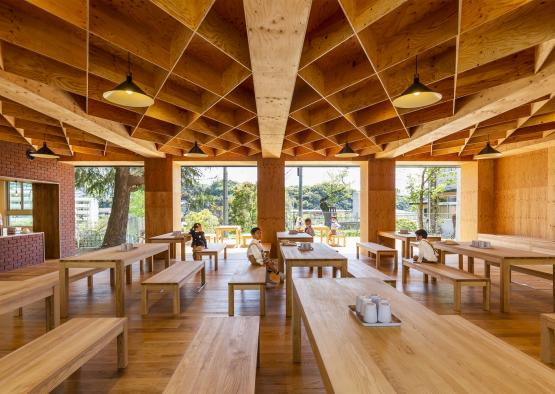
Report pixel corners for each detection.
[102,168,132,247]
[418,169,426,229]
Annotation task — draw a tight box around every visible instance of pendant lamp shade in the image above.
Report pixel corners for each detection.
[102,54,154,107]
[30,142,59,159]
[184,142,208,158]
[474,141,502,160]
[392,56,442,109]
[335,143,359,158]
[103,73,154,107]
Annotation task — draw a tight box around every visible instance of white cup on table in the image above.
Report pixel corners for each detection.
[378,301,392,323]
[362,302,378,324]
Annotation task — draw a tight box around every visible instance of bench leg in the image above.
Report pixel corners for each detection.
[140,259,144,274]
[14,307,23,317]
[376,253,381,270]
[541,322,554,364]
[46,285,60,330]
[402,265,409,283]
[228,285,234,316]
[423,274,429,283]
[117,321,128,369]
[356,246,359,259]
[199,266,206,291]
[149,256,154,272]
[110,268,115,287]
[483,282,491,311]
[173,285,180,316]
[87,275,93,288]
[318,267,323,278]
[292,288,301,363]
[141,286,148,315]
[215,254,218,271]
[126,264,132,284]
[224,247,227,259]
[454,282,461,313]
[260,284,265,317]
[485,262,491,278]
[332,267,338,277]
[458,255,463,270]
[468,257,474,273]
[257,333,261,368]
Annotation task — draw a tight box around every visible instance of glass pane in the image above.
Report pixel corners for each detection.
[8,182,22,210]
[8,215,33,227]
[23,183,33,210]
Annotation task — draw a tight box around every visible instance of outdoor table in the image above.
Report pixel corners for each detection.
[276,231,314,272]
[434,241,555,312]
[59,243,170,317]
[215,225,241,247]
[312,225,330,243]
[378,230,441,258]
[281,242,347,317]
[149,232,190,261]
[292,277,555,393]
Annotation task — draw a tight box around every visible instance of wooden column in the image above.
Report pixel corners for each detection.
[145,158,181,257]
[460,161,495,240]
[362,159,395,246]
[257,159,285,257]
[32,183,60,259]
[549,148,555,240]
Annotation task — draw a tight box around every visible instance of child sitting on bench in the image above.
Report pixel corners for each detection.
[247,227,284,284]
[413,229,438,263]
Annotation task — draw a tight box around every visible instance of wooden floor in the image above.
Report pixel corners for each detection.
[1,240,553,393]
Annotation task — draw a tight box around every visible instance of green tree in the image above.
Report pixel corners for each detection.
[75,167,144,247]
[184,209,220,233]
[129,188,144,217]
[229,182,257,231]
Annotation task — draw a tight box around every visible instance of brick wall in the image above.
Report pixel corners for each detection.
[0,141,75,263]
[0,233,45,271]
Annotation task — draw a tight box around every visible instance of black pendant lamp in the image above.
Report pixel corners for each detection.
[29,141,59,159]
[103,53,154,107]
[335,143,359,158]
[184,142,208,158]
[475,140,502,160]
[392,56,442,109]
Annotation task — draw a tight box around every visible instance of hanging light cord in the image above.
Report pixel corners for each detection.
[127,53,131,77]
[415,55,419,79]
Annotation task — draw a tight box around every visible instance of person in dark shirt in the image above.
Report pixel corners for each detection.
[189,223,207,249]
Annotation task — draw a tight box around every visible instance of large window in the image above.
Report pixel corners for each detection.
[181,166,257,235]
[396,166,459,239]
[6,181,33,226]
[285,166,361,236]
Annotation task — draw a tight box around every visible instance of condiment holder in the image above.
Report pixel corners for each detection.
[172,231,182,236]
[288,230,298,235]
[298,242,313,251]
[470,240,492,249]
[349,294,401,327]
[120,243,137,252]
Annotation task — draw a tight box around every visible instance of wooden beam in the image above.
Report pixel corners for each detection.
[535,38,555,73]
[376,58,555,158]
[0,70,164,157]
[244,0,312,158]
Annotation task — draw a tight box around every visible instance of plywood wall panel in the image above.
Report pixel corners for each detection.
[365,159,395,245]
[257,159,284,257]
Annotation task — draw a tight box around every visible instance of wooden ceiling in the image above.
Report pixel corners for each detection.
[0,0,554,160]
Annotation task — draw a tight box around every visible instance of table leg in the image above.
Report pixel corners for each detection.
[403,240,409,259]
[541,319,554,363]
[458,255,463,270]
[237,230,240,248]
[115,263,125,317]
[259,284,265,316]
[166,247,170,268]
[59,265,69,319]
[110,268,115,286]
[181,240,186,261]
[292,287,301,363]
[485,262,491,278]
[278,248,284,273]
[46,285,60,330]
[439,250,446,264]
[215,254,218,271]
[228,284,234,316]
[148,256,154,272]
[286,262,293,317]
[340,264,347,278]
[468,257,474,273]
[125,264,132,284]
[117,320,128,369]
[140,259,144,274]
[317,267,323,278]
[553,265,555,312]
[356,245,359,259]
[500,262,511,313]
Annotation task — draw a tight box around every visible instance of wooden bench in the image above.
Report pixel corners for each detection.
[347,260,396,286]
[0,317,127,393]
[356,242,398,269]
[142,261,205,316]
[402,258,490,312]
[192,243,227,270]
[228,264,267,316]
[164,316,259,393]
[328,233,346,247]
[541,313,555,364]
[410,240,464,268]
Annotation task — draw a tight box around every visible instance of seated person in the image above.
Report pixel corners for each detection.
[330,216,341,235]
[412,229,438,263]
[304,218,315,236]
[247,227,283,284]
[189,223,207,257]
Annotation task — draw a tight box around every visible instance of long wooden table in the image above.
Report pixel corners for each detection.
[378,230,441,258]
[434,241,555,312]
[60,243,170,317]
[276,231,314,272]
[149,232,190,261]
[292,277,555,393]
[281,242,347,317]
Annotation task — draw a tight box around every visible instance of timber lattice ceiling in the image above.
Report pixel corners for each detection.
[0,0,554,160]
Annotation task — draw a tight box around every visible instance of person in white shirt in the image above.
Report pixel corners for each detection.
[413,229,438,263]
[247,227,283,283]
[304,218,315,237]
[330,216,341,235]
